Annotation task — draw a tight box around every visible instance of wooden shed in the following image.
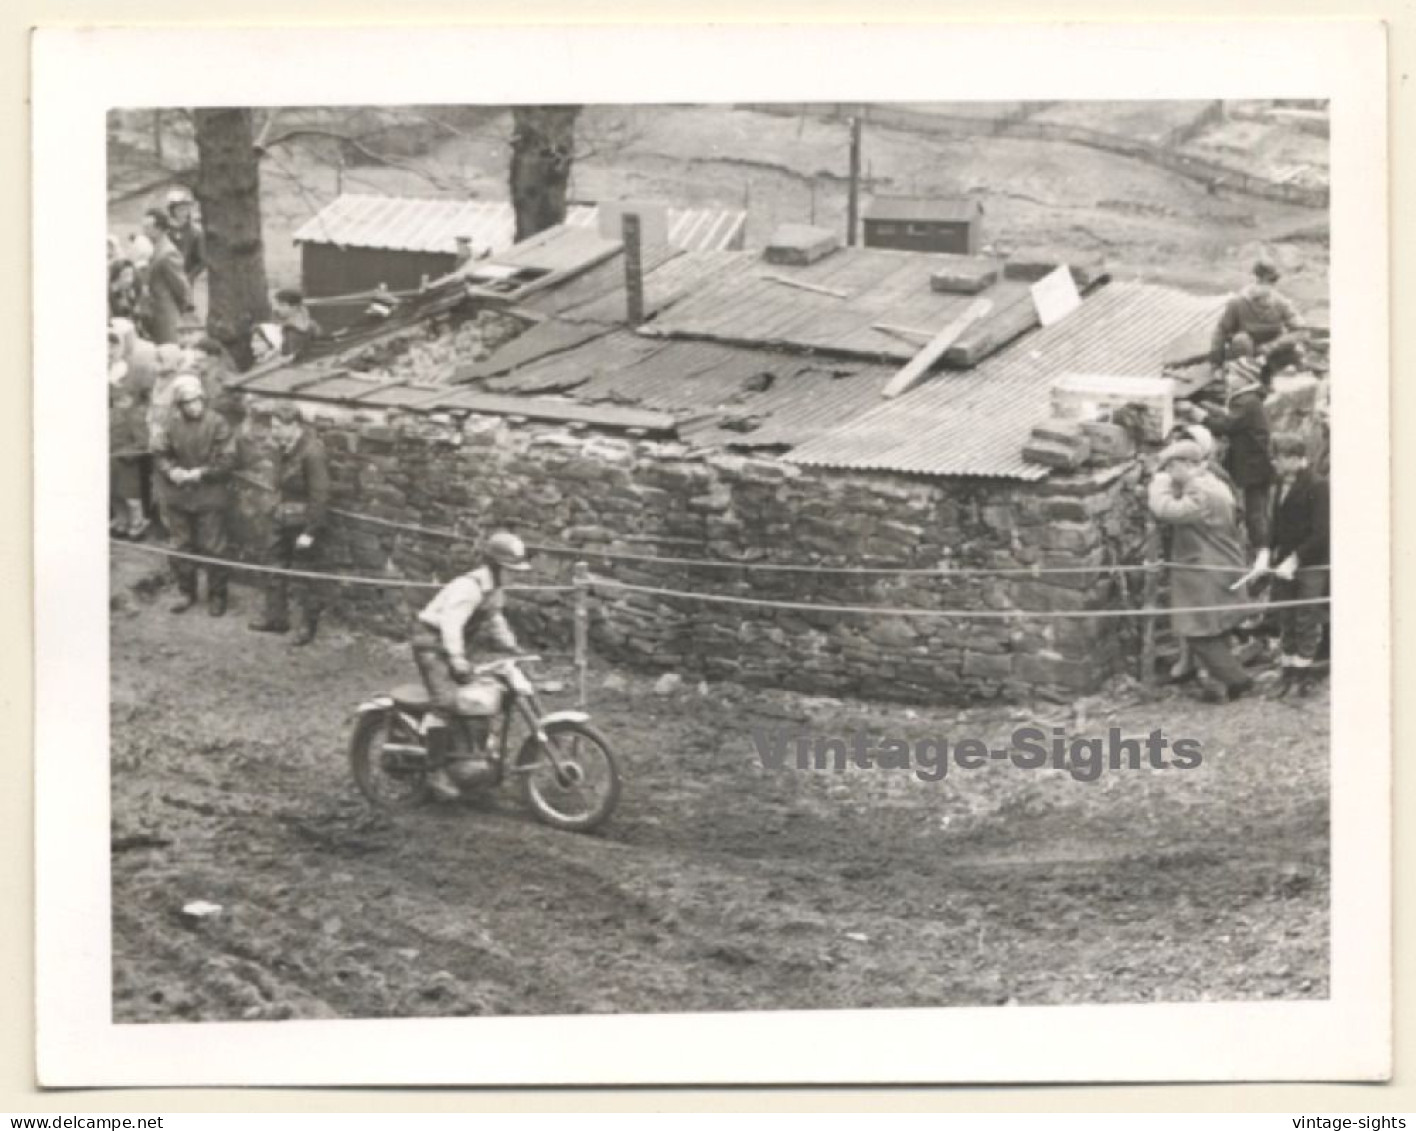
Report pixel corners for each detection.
[293,194,749,332]
[862,197,984,256]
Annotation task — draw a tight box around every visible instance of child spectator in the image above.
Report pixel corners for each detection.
[1265,432,1331,697]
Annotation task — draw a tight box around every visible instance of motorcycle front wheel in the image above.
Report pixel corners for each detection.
[349,709,431,811]
[515,720,621,833]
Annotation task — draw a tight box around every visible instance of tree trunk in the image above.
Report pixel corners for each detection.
[509,106,581,242]
[193,108,269,369]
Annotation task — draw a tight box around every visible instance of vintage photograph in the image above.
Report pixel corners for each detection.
[103,97,1335,1022]
[30,19,1389,1087]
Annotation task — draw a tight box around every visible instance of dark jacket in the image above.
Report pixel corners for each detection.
[272,428,331,535]
[1203,390,1273,488]
[109,392,149,460]
[1210,284,1302,365]
[108,278,145,323]
[1269,469,1329,568]
[154,408,236,512]
[172,219,207,280]
[146,236,193,345]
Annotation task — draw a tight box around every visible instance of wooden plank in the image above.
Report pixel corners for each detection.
[759,273,850,299]
[881,298,992,399]
[944,290,1039,367]
[870,321,936,344]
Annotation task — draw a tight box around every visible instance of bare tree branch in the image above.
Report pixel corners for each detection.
[257,127,465,193]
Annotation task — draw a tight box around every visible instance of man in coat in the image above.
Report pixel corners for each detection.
[166,187,207,282]
[167,187,208,323]
[1185,358,1274,552]
[1148,440,1254,703]
[141,208,194,345]
[1209,259,1305,383]
[1263,431,1331,697]
[154,375,236,616]
[249,403,332,646]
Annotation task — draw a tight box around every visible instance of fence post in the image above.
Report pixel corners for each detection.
[1140,515,1160,687]
[572,561,590,708]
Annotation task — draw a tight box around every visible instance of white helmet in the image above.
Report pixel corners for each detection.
[485,531,531,572]
[167,186,194,208]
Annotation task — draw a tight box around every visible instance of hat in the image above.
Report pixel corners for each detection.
[1252,259,1281,283]
[274,287,305,307]
[1157,439,1204,469]
[1175,423,1215,458]
[155,343,185,373]
[166,186,194,208]
[172,374,205,404]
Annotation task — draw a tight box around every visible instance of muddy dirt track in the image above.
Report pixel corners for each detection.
[109,554,1329,1022]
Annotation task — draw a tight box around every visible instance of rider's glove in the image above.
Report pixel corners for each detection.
[450,656,473,684]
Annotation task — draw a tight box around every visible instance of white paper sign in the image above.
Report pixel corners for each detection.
[1031,264,1082,327]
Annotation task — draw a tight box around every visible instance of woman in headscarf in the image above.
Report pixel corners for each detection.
[1148,439,1255,703]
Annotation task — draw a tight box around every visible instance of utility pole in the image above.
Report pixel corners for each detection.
[846,109,863,246]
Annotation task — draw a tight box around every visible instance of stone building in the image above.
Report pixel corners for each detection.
[224,219,1230,705]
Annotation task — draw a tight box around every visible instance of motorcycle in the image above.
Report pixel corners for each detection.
[349,655,622,832]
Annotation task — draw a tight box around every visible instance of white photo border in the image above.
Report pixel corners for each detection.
[33,20,1390,1086]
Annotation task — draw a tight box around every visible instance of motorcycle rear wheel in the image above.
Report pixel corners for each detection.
[515,720,621,833]
[350,709,431,811]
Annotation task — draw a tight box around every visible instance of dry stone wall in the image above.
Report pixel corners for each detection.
[228,399,1150,706]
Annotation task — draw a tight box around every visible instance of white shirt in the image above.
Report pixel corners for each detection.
[417,565,516,661]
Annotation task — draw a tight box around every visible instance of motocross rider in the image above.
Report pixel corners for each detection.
[412,530,532,800]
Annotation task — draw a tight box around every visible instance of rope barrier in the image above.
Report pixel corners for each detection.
[110,539,576,594]
[588,575,1330,621]
[110,541,1327,623]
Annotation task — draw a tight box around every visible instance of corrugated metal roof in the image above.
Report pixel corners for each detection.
[864,196,982,223]
[517,248,746,325]
[640,245,1038,363]
[471,328,894,449]
[784,283,1225,479]
[293,194,746,255]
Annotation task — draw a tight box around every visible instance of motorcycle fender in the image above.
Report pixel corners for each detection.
[356,696,395,715]
[538,709,591,729]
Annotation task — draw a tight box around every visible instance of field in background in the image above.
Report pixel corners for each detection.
[107,102,1329,313]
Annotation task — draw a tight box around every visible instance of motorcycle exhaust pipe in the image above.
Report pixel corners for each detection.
[379,743,430,757]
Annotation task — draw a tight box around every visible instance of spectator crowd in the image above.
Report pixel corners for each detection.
[109,188,330,644]
[1148,258,1332,702]
[109,210,1331,701]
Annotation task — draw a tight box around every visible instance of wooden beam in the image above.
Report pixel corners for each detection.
[871,321,936,344]
[881,299,993,399]
[758,273,850,299]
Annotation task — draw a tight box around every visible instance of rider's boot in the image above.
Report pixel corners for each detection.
[424,720,462,802]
